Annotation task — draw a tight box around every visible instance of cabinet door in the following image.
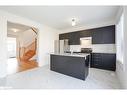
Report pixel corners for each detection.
[79,30,92,38]
[101,53,116,71]
[59,25,115,44]
[59,34,65,40]
[102,25,115,44]
[59,33,69,40]
[92,28,103,44]
[91,53,116,71]
[69,32,80,45]
[91,53,102,68]
[92,25,115,44]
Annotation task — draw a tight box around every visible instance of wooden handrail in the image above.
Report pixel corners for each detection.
[35,38,37,51]
[31,27,37,35]
[19,42,21,60]
[19,39,37,59]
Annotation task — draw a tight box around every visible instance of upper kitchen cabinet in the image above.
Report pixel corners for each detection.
[59,33,70,40]
[59,32,80,45]
[69,30,92,45]
[92,25,115,44]
[102,25,115,44]
[79,30,92,38]
[91,28,103,44]
[69,32,80,45]
[59,25,115,45]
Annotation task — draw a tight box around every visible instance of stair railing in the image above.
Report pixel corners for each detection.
[24,39,36,53]
[19,27,38,60]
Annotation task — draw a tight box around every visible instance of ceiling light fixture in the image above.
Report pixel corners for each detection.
[11,28,19,33]
[14,29,17,32]
[71,18,76,26]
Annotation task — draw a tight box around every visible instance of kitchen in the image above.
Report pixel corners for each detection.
[50,25,116,80]
[0,6,124,89]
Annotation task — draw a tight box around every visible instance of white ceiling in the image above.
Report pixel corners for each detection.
[0,6,120,30]
[7,21,30,35]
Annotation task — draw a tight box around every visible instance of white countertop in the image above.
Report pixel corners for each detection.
[50,53,90,58]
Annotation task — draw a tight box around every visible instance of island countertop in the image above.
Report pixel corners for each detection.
[50,53,90,58]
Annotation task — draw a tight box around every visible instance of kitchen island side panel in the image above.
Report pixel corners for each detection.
[50,54,89,80]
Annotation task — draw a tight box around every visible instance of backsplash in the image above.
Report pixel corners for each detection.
[92,44,116,53]
[70,44,116,53]
[70,45,81,52]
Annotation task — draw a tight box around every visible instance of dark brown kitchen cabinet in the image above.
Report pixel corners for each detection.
[92,25,115,44]
[102,26,115,44]
[101,54,116,71]
[69,32,80,45]
[91,53,116,71]
[91,28,104,44]
[91,53,102,68]
[59,33,69,40]
[59,32,80,45]
[59,25,115,45]
[79,30,92,38]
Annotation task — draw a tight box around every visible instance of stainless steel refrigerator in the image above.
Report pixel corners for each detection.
[54,39,70,54]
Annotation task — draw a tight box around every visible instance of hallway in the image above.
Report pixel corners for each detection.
[7,58,38,75]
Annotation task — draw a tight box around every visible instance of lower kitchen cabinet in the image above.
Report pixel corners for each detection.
[91,53,116,71]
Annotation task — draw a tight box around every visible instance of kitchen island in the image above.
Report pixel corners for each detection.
[50,53,90,80]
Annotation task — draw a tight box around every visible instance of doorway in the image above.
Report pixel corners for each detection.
[7,21,38,75]
[7,37,18,75]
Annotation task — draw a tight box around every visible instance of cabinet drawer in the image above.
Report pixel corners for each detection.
[91,54,102,61]
[91,53,116,71]
[91,59,102,67]
[92,53,101,57]
[92,57,101,59]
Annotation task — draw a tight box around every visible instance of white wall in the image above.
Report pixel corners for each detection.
[0,16,7,78]
[38,25,59,66]
[92,44,116,53]
[116,6,127,89]
[0,10,59,78]
[122,6,127,88]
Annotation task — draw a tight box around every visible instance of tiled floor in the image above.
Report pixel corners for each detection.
[1,65,121,89]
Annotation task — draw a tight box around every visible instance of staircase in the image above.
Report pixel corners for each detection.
[19,27,37,61]
[20,40,37,61]
[22,50,36,61]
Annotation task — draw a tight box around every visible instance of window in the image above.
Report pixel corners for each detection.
[7,37,16,58]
